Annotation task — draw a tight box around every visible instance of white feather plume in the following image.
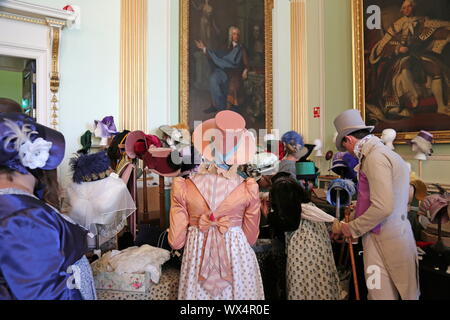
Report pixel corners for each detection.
[3,118,38,152]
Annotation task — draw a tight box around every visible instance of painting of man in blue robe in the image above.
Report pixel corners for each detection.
[195,26,250,113]
[186,0,268,132]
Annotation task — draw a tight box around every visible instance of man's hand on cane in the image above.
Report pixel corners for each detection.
[332,218,356,242]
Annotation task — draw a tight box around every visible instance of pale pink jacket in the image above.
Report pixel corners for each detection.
[168,177,261,250]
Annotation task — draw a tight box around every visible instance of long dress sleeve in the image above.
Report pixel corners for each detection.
[241,178,261,246]
[168,177,190,250]
[0,207,83,300]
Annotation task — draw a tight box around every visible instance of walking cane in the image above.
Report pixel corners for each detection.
[345,206,360,300]
[334,189,347,266]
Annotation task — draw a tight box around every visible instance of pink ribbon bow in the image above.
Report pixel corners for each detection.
[198,213,233,297]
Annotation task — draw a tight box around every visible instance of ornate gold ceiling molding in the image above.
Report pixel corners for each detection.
[120,0,148,132]
[0,11,64,26]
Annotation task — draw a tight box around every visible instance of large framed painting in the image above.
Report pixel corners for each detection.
[180,0,274,132]
[352,0,450,143]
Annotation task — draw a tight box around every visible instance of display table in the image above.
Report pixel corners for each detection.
[96,267,179,300]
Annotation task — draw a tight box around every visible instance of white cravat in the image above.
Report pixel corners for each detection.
[404,17,418,36]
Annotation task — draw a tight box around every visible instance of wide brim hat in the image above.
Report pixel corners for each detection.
[330,152,347,172]
[298,144,315,162]
[107,130,130,163]
[159,125,191,147]
[70,151,113,184]
[94,116,118,138]
[253,152,279,176]
[410,131,433,155]
[334,109,374,151]
[192,110,256,165]
[125,131,162,159]
[0,112,65,172]
[281,131,308,160]
[144,147,181,177]
[410,179,427,201]
[418,194,449,224]
[326,178,356,207]
[296,161,319,180]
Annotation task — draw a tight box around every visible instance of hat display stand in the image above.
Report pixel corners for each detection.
[159,175,166,230]
[138,169,167,231]
[142,167,149,226]
[312,140,323,176]
[430,189,450,271]
[333,187,360,301]
[325,150,334,175]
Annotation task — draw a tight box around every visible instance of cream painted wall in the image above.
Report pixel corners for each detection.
[24,0,121,186]
[322,0,353,154]
[148,0,176,131]
[0,70,22,104]
[273,0,292,135]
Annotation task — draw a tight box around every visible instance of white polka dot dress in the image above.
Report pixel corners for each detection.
[169,169,265,301]
[178,226,264,300]
[286,219,340,300]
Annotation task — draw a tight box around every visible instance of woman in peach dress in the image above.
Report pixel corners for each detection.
[168,111,264,300]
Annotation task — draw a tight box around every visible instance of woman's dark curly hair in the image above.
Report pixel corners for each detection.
[268,174,307,240]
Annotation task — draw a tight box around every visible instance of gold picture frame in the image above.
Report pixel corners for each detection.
[180,0,274,131]
[351,0,450,144]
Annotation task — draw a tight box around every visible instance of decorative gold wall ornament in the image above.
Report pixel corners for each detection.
[49,26,61,129]
[120,0,148,132]
[0,11,65,27]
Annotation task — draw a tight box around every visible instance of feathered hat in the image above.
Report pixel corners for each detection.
[70,151,113,184]
[0,112,65,174]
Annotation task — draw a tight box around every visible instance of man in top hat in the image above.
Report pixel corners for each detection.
[332,109,419,300]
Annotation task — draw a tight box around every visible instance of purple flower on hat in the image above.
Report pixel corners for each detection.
[94,116,118,138]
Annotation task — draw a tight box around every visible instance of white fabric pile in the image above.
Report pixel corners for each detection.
[67,173,136,238]
[92,245,171,284]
